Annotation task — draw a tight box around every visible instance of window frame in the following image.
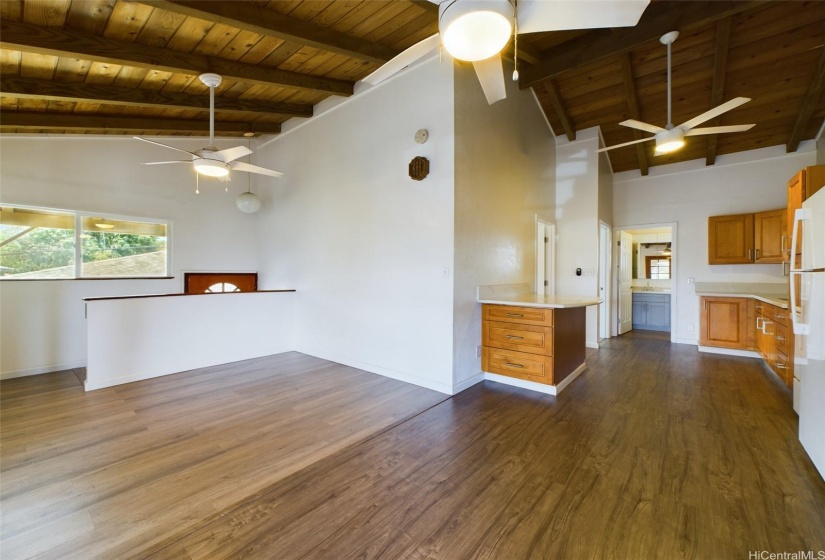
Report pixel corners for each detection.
[1,203,172,281]
[645,255,671,280]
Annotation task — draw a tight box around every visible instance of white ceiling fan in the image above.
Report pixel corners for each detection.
[599,31,755,155]
[364,0,651,105]
[135,73,283,181]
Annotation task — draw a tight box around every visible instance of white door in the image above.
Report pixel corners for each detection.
[618,230,633,335]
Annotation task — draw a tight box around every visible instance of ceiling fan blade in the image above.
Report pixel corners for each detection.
[684,124,756,136]
[141,160,192,165]
[619,119,665,134]
[230,161,284,178]
[133,136,198,156]
[597,136,655,153]
[517,0,650,33]
[678,97,751,130]
[213,145,253,163]
[363,33,440,85]
[472,53,507,105]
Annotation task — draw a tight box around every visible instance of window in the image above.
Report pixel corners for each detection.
[646,256,671,280]
[184,273,257,294]
[1,205,169,279]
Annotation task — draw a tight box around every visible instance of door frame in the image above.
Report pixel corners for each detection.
[612,222,678,342]
[535,215,556,296]
[598,221,612,340]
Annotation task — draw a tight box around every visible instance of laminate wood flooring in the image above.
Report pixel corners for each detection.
[3,337,825,559]
[0,352,448,560]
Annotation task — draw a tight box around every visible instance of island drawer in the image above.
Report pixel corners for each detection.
[482,304,553,327]
[482,347,553,385]
[482,321,552,356]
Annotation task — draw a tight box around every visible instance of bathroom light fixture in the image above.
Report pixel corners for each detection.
[440,0,513,62]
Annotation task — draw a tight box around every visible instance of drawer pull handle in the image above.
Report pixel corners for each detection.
[776,336,786,342]
[776,362,787,369]
[506,313,524,317]
[505,335,524,340]
[505,363,524,368]
[776,314,786,319]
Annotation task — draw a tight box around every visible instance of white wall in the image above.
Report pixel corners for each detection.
[86,292,294,390]
[452,62,556,389]
[613,143,817,344]
[0,136,260,378]
[555,128,602,347]
[254,57,457,394]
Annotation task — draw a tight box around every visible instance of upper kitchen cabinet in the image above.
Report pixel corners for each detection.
[754,209,786,264]
[708,209,785,265]
[708,213,754,264]
[788,165,825,257]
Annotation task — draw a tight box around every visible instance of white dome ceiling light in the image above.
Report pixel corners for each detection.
[235,192,261,214]
[364,0,650,106]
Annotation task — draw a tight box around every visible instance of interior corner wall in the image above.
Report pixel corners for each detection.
[612,145,817,345]
[452,61,556,389]
[254,56,457,394]
[555,129,601,347]
[0,137,259,378]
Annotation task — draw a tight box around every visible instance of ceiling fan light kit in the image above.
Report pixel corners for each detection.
[653,127,685,155]
[440,0,513,62]
[193,158,230,177]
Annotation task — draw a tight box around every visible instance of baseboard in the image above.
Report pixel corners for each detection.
[84,348,293,391]
[586,341,600,349]
[295,344,454,395]
[673,336,697,345]
[554,363,587,393]
[1,360,86,380]
[451,372,485,394]
[484,372,557,395]
[697,346,760,358]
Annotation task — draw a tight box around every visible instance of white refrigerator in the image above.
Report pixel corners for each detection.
[791,186,825,479]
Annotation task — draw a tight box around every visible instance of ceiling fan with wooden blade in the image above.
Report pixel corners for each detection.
[599,31,755,155]
[135,73,283,180]
[364,0,651,105]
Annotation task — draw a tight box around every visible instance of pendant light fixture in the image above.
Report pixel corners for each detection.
[235,140,261,214]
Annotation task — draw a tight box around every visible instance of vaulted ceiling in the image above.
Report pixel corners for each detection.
[1,0,823,175]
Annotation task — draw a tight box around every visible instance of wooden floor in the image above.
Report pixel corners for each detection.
[3,338,825,559]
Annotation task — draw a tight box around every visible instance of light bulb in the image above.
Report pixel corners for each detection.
[439,1,513,62]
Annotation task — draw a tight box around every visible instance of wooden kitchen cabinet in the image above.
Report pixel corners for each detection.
[787,165,825,257]
[708,214,754,264]
[754,209,786,263]
[708,208,786,265]
[481,304,584,387]
[754,302,794,387]
[699,296,749,349]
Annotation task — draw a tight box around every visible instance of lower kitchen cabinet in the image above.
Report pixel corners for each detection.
[632,292,671,331]
[699,296,749,349]
[481,304,585,386]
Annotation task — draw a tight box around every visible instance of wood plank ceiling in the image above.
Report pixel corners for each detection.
[1,0,823,174]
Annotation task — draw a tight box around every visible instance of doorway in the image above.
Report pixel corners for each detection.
[598,222,611,340]
[612,223,678,342]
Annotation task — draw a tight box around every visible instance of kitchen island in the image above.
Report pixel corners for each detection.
[478,285,601,395]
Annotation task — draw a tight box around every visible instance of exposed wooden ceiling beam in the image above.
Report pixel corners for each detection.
[0,76,312,117]
[545,80,575,141]
[519,1,766,89]
[619,53,648,176]
[408,0,438,15]
[706,17,731,166]
[0,20,353,96]
[134,1,399,65]
[787,45,825,153]
[0,112,282,135]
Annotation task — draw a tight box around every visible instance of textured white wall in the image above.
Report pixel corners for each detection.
[0,136,260,378]
[452,61,556,389]
[613,143,817,344]
[555,129,602,346]
[254,57,457,394]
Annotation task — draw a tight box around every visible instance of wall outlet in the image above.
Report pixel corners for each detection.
[476,345,482,358]
[688,324,694,332]
[687,277,695,284]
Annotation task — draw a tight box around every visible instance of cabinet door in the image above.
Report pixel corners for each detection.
[754,209,786,263]
[647,301,670,329]
[632,300,646,327]
[708,214,754,264]
[787,170,804,257]
[700,297,748,349]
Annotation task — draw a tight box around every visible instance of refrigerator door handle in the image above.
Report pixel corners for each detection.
[791,270,810,336]
[790,207,809,272]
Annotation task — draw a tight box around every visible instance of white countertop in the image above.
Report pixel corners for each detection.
[694,282,789,309]
[477,293,603,309]
[632,288,672,294]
